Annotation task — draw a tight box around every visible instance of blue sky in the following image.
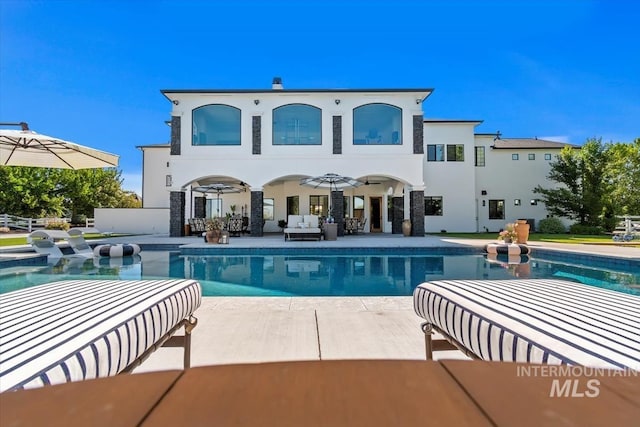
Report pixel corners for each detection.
[1,0,638,195]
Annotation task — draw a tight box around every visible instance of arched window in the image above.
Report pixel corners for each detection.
[192,104,241,145]
[353,103,402,145]
[273,104,321,145]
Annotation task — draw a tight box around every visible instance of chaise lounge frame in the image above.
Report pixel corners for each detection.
[0,279,202,392]
[414,278,640,369]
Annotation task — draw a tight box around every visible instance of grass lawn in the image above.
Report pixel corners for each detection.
[0,233,128,247]
[427,232,640,247]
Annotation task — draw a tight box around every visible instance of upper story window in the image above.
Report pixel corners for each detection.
[192,104,241,146]
[528,153,536,160]
[273,104,321,145]
[512,154,519,160]
[447,144,464,161]
[475,146,485,166]
[353,103,402,145]
[427,144,444,161]
[545,153,552,160]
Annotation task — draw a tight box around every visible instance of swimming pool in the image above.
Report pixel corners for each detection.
[1,250,638,296]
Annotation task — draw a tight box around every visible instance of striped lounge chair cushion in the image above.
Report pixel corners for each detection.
[0,279,202,392]
[413,279,640,370]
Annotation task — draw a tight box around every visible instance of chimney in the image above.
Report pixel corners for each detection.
[272,77,283,90]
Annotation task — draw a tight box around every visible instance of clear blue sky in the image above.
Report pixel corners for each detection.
[1,0,638,195]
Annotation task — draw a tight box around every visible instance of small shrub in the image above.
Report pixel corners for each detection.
[569,223,603,235]
[71,214,87,226]
[538,217,566,234]
[45,220,70,231]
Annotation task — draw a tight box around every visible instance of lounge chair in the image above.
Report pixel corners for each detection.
[28,230,75,259]
[414,279,640,370]
[0,278,202,392]
[345,217,358,234]
[227,215,243,237]
[67,228,95,256]
[284,215,323,241]
[188,218,207,236]
[356,218,367,234]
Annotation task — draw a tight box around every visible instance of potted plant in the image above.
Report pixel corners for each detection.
[230,204,237,215]
[497,223,518,244]
[278,219,287,232]
[205,217,225,243]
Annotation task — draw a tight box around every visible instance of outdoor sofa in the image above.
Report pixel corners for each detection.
[0,278,202,392]
[414,278,640,370]
[284,214,323,241]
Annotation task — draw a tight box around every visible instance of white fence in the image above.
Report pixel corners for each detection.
[94,208,169,234]
[1,214,95,232]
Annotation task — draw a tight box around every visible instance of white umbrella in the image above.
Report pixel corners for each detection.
[0,126,119,169]
[300,173,363,219]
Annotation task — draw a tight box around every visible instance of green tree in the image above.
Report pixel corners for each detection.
[0,167,139,218]
[534,137,640,229]
[603,139,640,217]
[0,167,66,216]
[58,169,124,219]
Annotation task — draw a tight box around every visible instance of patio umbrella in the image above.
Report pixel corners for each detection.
[193,183,241,217]
[300,173,363,218]
[0,126,119,169]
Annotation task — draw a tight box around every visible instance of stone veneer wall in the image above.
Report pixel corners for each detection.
[169,191,185,237]
[250,190,263,236]
[331,190,344,236]
[413,115,424,154]
[392,196,404,234]
[252,116,261,155]
[409,190,425,236]
[333,116,342,154]
[170,116,181,155]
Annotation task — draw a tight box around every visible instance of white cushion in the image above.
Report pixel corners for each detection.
[304,215,319,228]
[288,215,303,227]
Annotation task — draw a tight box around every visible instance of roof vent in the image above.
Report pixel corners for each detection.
[272,77,283,90]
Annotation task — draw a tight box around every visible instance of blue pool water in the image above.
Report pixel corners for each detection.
[1,250,638,296]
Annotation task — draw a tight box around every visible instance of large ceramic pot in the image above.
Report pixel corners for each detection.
[206,230,221,243]
[516,220,530,244]
[402,219,411,236]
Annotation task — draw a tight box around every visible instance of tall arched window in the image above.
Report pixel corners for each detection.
[192,104,241,145]
[273,104,321,145]
[353,103,402,145]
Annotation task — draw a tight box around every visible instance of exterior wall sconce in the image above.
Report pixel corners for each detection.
[482,200,486,206]
[165,175,172,187]
[481,190,487,195]
[416,98,422,104]
[530,199,538,206]
[254,99,260,105]
[335,99,341,105]
[172,100,179,105]
[514,199,521,206]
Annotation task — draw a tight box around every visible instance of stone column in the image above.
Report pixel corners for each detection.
[250,190,263,236]
[331,190,344,236]
[392,196,404,234]
[169,191,185,237]
[409,190,425,236]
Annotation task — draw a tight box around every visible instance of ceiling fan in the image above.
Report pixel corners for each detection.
[364,177,382,185]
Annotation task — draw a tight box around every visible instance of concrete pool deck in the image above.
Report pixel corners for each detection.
[1,232,639,373]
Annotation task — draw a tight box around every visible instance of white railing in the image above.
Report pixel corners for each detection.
[1,214,95,232]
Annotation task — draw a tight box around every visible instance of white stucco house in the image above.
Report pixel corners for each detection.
[99,78,575,236]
